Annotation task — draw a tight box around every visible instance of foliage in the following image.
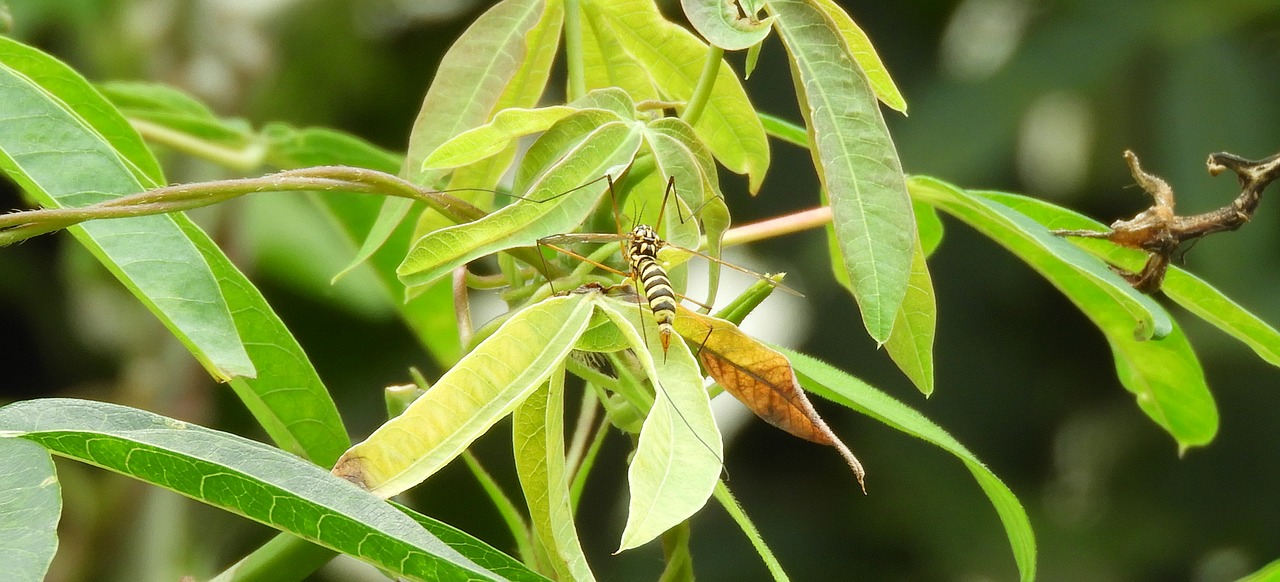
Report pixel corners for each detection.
[1,1,1277,580]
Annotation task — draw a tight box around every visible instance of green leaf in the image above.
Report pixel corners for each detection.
[680,0,774,51]
[971,193,1221,449]
[425,89,635,173]
[262,122,400,173]
[0,438,60,582]
[0,399,509,582]
[579,2,662,102]
[918,184,1215,448]
[513,373,597,581]
[424,105,580,171]
[333,295,595,498]
[262,123,464,367]
[590,0,770,192]
[987,192,1280,370]
[0,36,254,381]
[769,0,915,344]
[593,296,722,553]
[915,200,944,257]
[808,0,907,113]
[398,117,643,290]
[99,81,254,146]
[402,0,560,186]
[393,502,551,582]
[908,177,1172,340]
[883,236,936,395]
[5,52,349,465]
[1238,559,1280,582]
[783,351,1036,582]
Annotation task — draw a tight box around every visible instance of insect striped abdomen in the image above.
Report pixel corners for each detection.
[626,225,676,352]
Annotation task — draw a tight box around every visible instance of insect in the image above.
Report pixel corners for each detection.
[534,175,801,354]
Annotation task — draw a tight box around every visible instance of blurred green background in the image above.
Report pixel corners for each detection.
[2,0,1279,580]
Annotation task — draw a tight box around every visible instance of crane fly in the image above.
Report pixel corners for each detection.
[533,175,802,355]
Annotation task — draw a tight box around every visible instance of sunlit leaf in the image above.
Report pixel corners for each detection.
[393,502,551,582]
[1238,558,1280,582]
[912,179,1215,448]
[915,200,944,257]
[883,237,936,396]
[513,372,596,581]
[333,295,594,498]
[769,0,915,343]
[0,438,59,582]
[579,3,662,102]
[593,296,721,553]
[398,117,643,290]
[809,0,907,113]
[671,305,863,486]
[783,352,1036,582]
[402,0,560,186]
[0,36,253,381]
[680,0,773,51]
[0,38,350,465]
[0,399,520,582]
[349,0,563,278]
[909,177,1171,339]
[589,0,770,192]
[988,192,1280,370]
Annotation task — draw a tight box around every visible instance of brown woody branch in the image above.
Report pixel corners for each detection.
[1053,150,1280,293]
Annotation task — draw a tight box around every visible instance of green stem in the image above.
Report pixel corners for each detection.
[681,46,725,127]
[461,451,537,566]
[130,117,267,172]
[758,112,810,147]
[563,0,586,101]
[208,534,335,582]
[569,413,610,510]
[714,481,791,582]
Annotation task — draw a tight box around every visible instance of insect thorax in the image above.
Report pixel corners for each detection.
[626,224,663,262]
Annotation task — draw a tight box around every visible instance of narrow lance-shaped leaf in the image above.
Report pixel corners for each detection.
[672,305,864,488]
[398,116,642,290]
[973,193,1220,449]
[0,438,60,582]
[769,0,915,344]
[782,352,1036,582]
[513,371,597,582]
[0,399,524,582]
[590,0,770,191]
[911,178,1213,448]
[883,235,936,396]
[592,295,722,553]
[989,191,1280,370]
[333,295,595,498]
[0,38,349,465]
[809,0,907,113]
[0,36,254,381]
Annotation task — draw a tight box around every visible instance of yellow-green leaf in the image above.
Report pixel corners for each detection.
[810,0,907,113]
[333,294,594,498]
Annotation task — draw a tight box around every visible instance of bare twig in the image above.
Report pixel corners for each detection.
[1053,150,1280,293]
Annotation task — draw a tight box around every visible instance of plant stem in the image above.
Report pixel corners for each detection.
[681,46,725,127]
[758,112,810,147]
[208,534,335,582]
[130,117,267,172]
[713,481,791,582]
[720,206,832,248]
[563,0,586,101]
[461,451,536,565]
